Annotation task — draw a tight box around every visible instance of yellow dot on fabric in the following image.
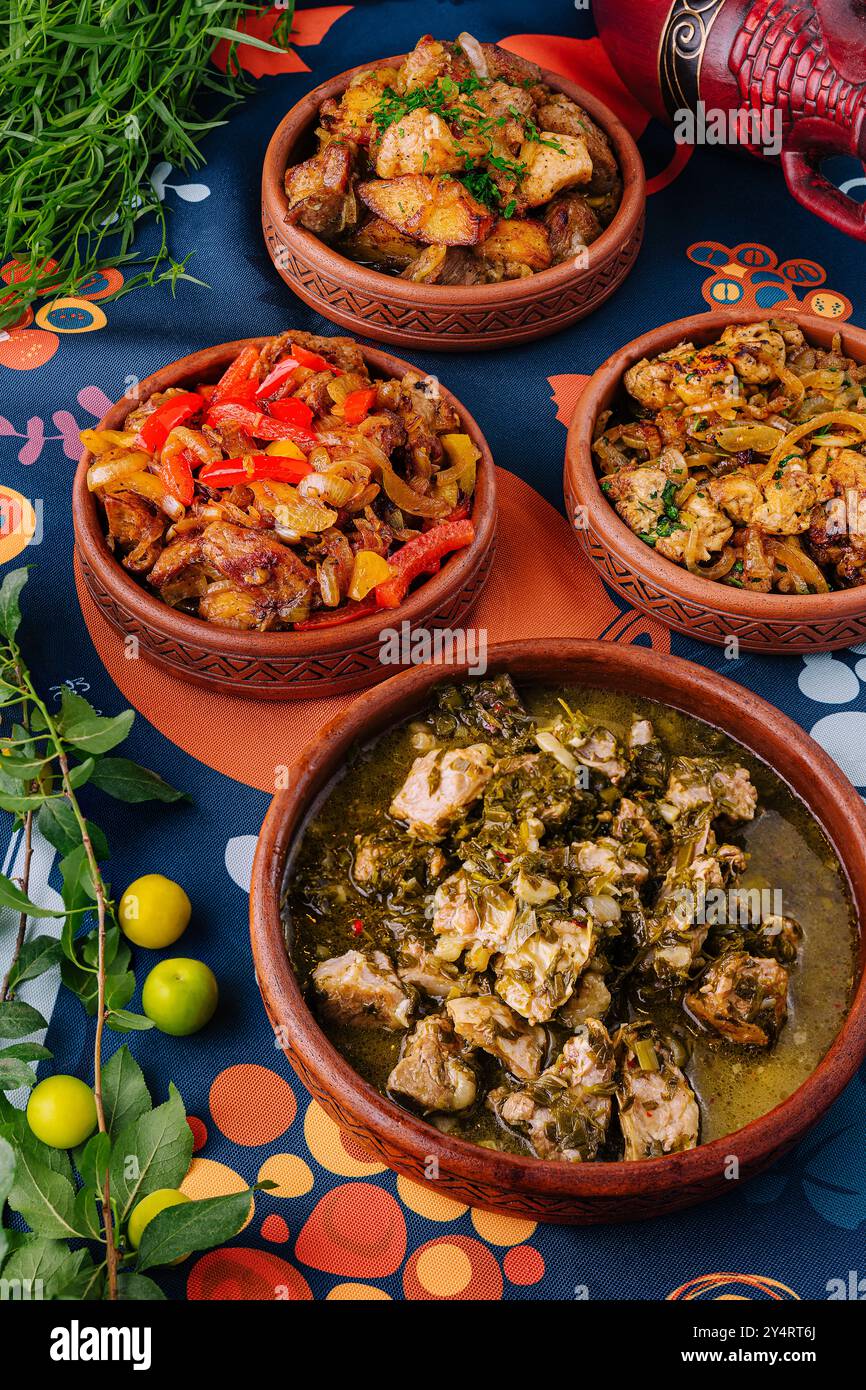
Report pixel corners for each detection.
[303,1100,386,1177]
[180,1158,254,1231]
[327,1283,392,1301]
[257,1153,314,1199]
[396,1175,467,1222]
[415,1243,473,1297]
[470,1209,537,1246]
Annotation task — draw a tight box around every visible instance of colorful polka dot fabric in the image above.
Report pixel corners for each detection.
[2,0,866,1302]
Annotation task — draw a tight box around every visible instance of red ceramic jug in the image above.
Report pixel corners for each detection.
[592,0,866,239]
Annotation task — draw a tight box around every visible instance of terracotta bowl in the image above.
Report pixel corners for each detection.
[564,308,866,652]
[72,338,496,700]
[261,57,646,351]
[250,639,866,1224]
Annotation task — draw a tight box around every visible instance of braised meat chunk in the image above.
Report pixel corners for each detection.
[388,1014,477,1112]
[489,1020,615,1161]
[686,951,789,1046]
[313,949,414,1030]
[616,1024,700,1160]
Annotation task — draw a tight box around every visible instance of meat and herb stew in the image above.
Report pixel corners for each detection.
[283,34,622,284]
[83,332,477,631]
[285,676,856,1162]
[594,319,866,592]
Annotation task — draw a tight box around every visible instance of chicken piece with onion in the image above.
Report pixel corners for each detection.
[312,949,414,1030]
[686,950,789,1047]
[488,1019,615,1161]
[557,967,612,1028]
[431,871,515,965]
[615,1024,700,1160]
[446,995,545,1080]
[387,1014,477,1113]
[493,914,595,1024]
[396,938,464,1000]
[659,757,758,828]
[390,743,494,839]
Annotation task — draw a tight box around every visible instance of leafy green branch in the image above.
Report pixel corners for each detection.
[0,568,264,1300]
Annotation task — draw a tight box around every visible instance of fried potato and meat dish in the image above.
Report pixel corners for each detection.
[83,333,478,630]
[283,33,623,285]
[594,319,866,593]
[287,677,855,1162]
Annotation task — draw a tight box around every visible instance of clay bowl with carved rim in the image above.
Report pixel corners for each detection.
[71,337,496,700]
[564,308,866,652]
[260,57,646,351]
[249,638,866,1224]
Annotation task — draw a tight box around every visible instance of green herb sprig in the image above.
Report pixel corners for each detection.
[0,1,295,328]
[0,568,269,1300]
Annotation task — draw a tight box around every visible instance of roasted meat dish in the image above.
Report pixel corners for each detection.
[282,33,623,284]
[286,676,855,1162]
[594,318,866,593]
[83,332,478,630]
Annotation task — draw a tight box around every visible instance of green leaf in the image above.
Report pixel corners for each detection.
[0,568,29,641]
[0,751,51,780]
[88,756,189,804]
[66,757,95,790]
[1,1237,88,1297]
[0,872,63,918]
[0,1043,51,1062]
[59,958,100,1015]
[6,935,63,989]
[59,843,97,919]
[0,1058,37,1091]
[105,971,135,1013]
[56,1257,105,1300]
[72,1185,104,1240]
[110,1083,192,1223]
[0,1000,48,1039]
[106,1010,155,1033]
[102,1046,151,1138]
[137,1187,256,1272]
[116,1272,166,1300]
[0,788,53,813]
[0,1134,15,1206]
[58,688,135,756]
[6,1142,87,1238]
[38,799,108,860]
[78,1131,111,1192]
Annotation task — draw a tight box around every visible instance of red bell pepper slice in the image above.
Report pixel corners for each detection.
[160,449,195,506]
[254,357,299,400]
[291,342,343,374]
[198,454,312,488]
[375,519,476,609]
[137,392,203,453]
[255,344,343,401]
[204,403,318,451]
[266,397,315,429]
[211,345,260,407]
[343,387,378,426]
[293,597,379,630]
